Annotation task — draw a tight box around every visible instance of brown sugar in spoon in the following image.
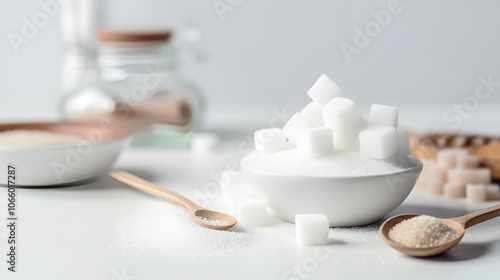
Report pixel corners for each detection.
[380,203,500,257]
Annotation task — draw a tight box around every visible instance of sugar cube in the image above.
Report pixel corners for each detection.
[307,74,342,105]
[447,168,491,185]
[456,155,480,169]
[239,199,268,226]
[472,137,486,146]
[322,97,363,133]
[415,177,427,190]
[415,160,447,192]
[331,125,366,151]
[295,214,330,245]
[333,132,358,151]
[426,179,445,196]
[296,127,334,157]
[225,188,255,216]
[254,128,292,155]
[428,166,447,183]
[397,130,410,155]
[486,184,500,200]
[451,136,467,147]
[191,132,219,153]
[219,170,245,190]
[283,113,316,143]
[443,182,466,199]
[466,184,487,202]
[369,104,398,128]
[219,170,256,215]
[300,101,324,127]
[415,159,436,189]
[359,125,397,159]
[437,149,468,170]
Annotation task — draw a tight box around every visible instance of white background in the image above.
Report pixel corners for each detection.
[1,0,500,130]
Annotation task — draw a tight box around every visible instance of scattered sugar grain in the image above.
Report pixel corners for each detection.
[331,225,380,243]
[116,203,384,258]
[389,215,460,248]
[191,132,220,153]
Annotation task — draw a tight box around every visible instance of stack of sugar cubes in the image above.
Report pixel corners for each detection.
[254,73,409,160]
[223,74,412,245]
[416,149,500,202]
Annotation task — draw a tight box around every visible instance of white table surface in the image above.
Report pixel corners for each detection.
[1,128,500,280]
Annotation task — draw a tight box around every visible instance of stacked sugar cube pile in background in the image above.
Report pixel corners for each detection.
[416,148,500,202]
[254,73,410,160]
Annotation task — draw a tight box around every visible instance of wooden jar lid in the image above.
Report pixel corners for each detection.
[97,29,172,42]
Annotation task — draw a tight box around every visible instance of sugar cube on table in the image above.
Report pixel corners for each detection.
[300,101,325,127]
[443,182,466,199]
[415,159,436,189]
[254,128,291,155]
[307,74,342,105]
[414,177,427,190]
[323,97,363,133]
[426,179,445,196]
[239,199,268,226]
[396,131,410,155]
[451,136,468,147]
[219,170,245,190]
[190,132,220,153]
[219,171,256,215]
[369,104,398,128]
[456,155,480,169]
[486,184,500,200]
[447,168,491,185]
[359,125,397,159]
[295,214,330,246]
[283,113,316,143]
[225,188,255,216]
[437,149,469,170]
[466,184,487,202]
[428,166,447,183]
[297,127,334,157]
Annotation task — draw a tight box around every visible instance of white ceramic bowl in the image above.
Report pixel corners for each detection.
[0,122,131,186]
[241,153,423,227]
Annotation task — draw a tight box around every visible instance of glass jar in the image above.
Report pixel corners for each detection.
[60,29,202,147]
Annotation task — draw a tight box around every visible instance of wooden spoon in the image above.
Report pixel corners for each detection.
[380,203,500,257]
[109,170,237,230]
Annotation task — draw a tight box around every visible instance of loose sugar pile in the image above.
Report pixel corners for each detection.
[0,130,83,146]
[243,149,419,177]
[388,215,461,248]
[115,203,381,258]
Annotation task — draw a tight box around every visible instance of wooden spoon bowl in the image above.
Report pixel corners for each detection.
[380,203,500,257]
[379,214,465,257]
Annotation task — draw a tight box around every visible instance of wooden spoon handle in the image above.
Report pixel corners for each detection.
[115,98,192,126]
[108,170,201,211]
[452,203,500,228]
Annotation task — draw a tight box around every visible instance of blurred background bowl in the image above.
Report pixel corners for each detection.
[0,122,131,186]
